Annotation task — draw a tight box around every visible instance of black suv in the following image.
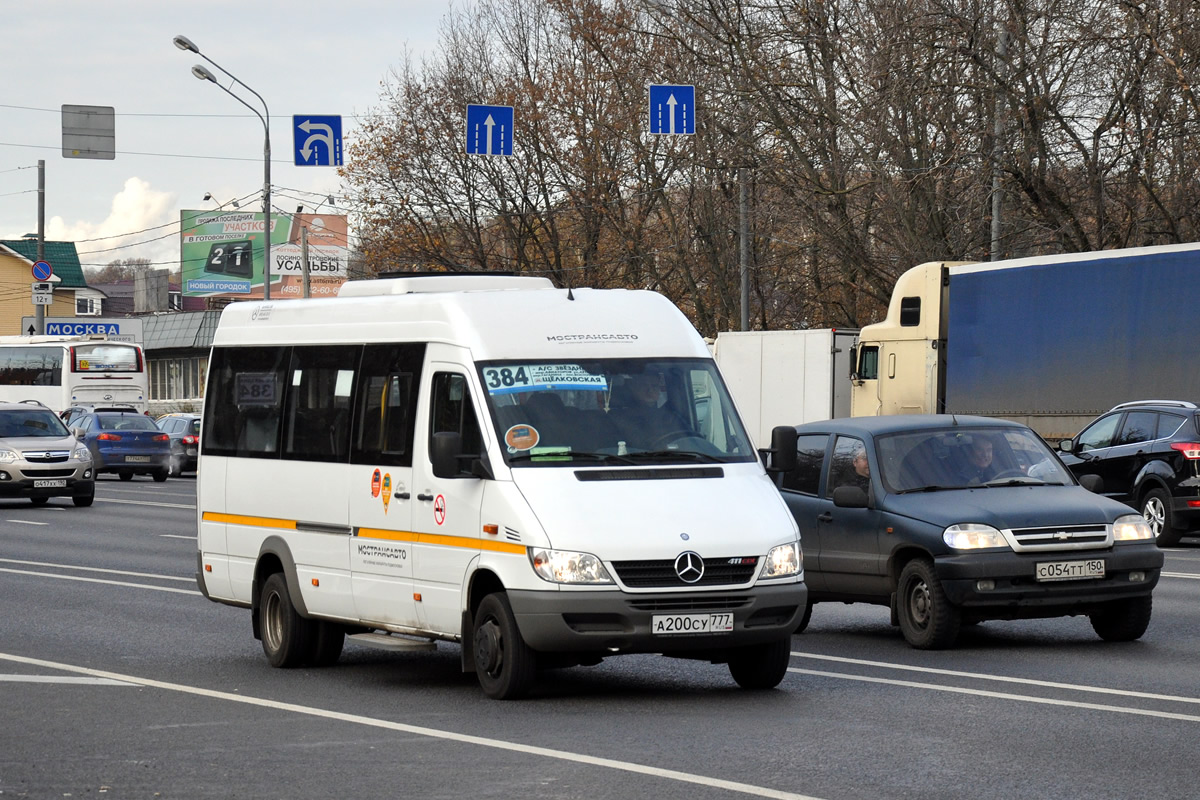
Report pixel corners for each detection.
[1058,401,1200,546]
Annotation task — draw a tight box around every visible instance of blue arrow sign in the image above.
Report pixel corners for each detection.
[293,115,343,166]
[32,260,53,281]
[465,104,514,156]
[648,85,696,135]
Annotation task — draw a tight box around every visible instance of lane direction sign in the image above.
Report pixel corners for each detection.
[465,104,514,156]
[648,85,696,135]
[293,115,343,166]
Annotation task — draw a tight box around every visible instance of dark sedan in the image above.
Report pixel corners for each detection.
[74,411,171,481]
[155,413,201,476]
[772,415,1164,649]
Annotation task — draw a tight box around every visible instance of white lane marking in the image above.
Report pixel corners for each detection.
[0,653,823,800]
[0,567,199,595]
[787,667,1200,723]
[4,520,48,526]
[96,497,195,510]
[0,558,193,583]
[790,652,1200,706]
[1163,571,1200,579]
[160,534,196,540]
[0,674,135,686]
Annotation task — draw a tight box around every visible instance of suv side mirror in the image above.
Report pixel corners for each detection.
[766,426,798,473]
[831,485,869,508]
[1077,474,1103,493]
[1058,439,1076,454]
[72,428,85,440]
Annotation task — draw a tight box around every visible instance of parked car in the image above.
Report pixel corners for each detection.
[0,400,95,506]
[1058,400,1200,546]
[773,415,1164,649]
[155,413,201,476]
[73,410,171,481]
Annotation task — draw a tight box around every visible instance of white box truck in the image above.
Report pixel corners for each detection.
[712,329,858,448]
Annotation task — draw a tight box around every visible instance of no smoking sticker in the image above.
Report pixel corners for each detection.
[433,494,446,526]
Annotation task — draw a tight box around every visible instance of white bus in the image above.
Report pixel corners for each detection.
[196,275,806,699]
[0,335,149,414]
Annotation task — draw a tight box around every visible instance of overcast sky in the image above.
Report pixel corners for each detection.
[0,0,455,272]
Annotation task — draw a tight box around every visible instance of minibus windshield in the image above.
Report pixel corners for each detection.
[478,358,757,466]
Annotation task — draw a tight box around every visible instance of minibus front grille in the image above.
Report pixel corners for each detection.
[626,596,752,613]
[612,557,759,587]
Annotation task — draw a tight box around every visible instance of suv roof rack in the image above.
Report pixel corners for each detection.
[1109,400,1198,411]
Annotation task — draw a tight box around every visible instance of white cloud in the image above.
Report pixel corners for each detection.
[48,178,179,270]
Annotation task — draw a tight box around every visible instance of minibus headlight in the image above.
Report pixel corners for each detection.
[760,542,801,578]
[943,523,1009,550]
[529,548,613,584]
[1113,514,1154,542]
[0,449,17,464]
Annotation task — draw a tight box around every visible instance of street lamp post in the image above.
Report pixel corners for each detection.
[173,35,273,300]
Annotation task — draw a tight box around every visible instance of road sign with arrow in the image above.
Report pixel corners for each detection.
[293,115,343,166]
[648,85,696,135]
[465,104,514,156]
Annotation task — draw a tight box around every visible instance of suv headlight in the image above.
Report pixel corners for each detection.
[761,541,801,578]
[944,523,1009,550]
[1113,514,1154,542]
[0,449,17,464]
[73,447,91,461]
[529,548,613,584]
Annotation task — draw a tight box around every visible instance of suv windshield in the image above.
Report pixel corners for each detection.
[0,409,71,438]
[877,426,1074,492]
[478,358,755,465]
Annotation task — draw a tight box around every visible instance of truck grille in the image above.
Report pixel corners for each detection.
[1007,523,1111,552]
[612,557,759,587]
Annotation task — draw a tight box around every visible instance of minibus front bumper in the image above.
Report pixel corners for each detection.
[506,582,806,654]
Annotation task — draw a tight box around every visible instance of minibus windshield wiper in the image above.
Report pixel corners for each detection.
[623,449,724,463]
[507,451,636,465]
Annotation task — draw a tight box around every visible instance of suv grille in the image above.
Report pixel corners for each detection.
[612,557,759,587]
[22,450,71,463]
[1008,523,1111,552]
[21,468,76,478]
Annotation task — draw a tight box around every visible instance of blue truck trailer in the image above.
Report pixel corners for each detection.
[848,242,1200,440]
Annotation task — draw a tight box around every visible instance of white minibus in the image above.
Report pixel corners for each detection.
[195,275,805,698]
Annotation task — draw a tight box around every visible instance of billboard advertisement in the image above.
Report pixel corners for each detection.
[180,209,349,299]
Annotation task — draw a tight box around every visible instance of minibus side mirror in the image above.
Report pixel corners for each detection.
[764,425,798,473]
[431,431,493,479]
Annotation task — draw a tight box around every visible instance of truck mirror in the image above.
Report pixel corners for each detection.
[767,426,798,472]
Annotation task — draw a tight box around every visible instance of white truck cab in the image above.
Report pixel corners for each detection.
[195,275,805,698]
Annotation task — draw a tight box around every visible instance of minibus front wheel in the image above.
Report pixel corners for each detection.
[473,592,536,700]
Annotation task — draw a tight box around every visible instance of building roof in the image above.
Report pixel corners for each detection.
[141,310,221,352]
[0,238,89,289]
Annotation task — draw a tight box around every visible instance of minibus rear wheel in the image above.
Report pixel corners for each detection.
[260,572,316,668]
[473,592,536,700]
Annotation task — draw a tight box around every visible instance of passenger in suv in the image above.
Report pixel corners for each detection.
[0,401,95,506]
[1058,401,1200,546]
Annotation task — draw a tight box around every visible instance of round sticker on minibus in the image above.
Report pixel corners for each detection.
[505,424,540,451]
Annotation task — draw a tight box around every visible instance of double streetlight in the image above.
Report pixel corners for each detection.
[173,34,273,300]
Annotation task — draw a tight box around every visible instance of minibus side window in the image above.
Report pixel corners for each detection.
[352,343,425,467]
[202,346,289,458]
[430,372,483,461]
[281,345,360,463]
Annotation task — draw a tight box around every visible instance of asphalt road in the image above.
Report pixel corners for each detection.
[1,475,1198,799]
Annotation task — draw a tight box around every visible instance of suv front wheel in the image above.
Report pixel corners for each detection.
[1141,488,1181,546]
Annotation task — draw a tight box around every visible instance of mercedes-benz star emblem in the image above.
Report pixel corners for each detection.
[674,551,704,584]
